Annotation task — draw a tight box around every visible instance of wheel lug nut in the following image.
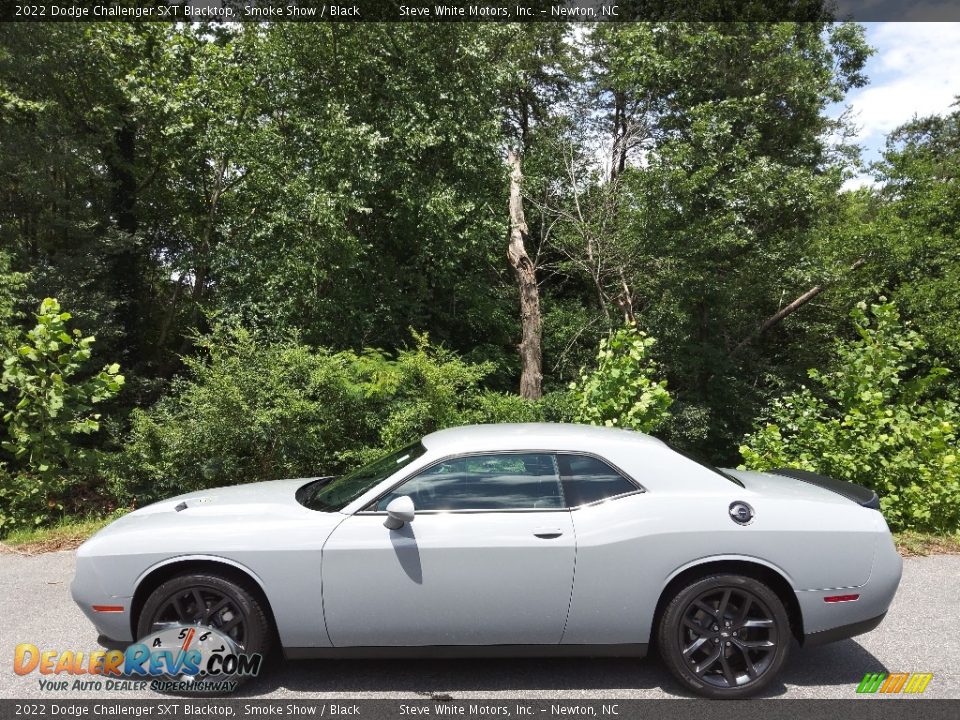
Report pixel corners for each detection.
[726,642,731,647]
[713,625,718,631]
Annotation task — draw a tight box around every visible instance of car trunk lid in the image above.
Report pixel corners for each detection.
[725,467,880,509]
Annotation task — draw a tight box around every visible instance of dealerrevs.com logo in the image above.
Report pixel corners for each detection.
[14,625,261,693]
[856,672,934,695]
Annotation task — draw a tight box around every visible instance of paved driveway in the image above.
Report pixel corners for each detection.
[1,550,957,699]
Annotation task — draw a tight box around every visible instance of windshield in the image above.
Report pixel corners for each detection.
[297,442,427,512]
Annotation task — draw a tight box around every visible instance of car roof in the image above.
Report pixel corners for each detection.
[421,423,666,455]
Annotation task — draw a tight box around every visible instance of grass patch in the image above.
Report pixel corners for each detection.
[0,509,129,555]
[894,530,960,557]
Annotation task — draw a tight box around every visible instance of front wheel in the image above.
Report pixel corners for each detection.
[658,574,791,698]
[137,572,274,687]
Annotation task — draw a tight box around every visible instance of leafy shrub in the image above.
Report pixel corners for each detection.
[538,389,579,423]
[466,391,546,425]
[111,330,343,503]
[0,250,27,350]
[109,328,546,504]
[0,299,124,534]
[569,323,672,432]
[740,301,960,532]
[332,331,497,465]
[465,389,577,426]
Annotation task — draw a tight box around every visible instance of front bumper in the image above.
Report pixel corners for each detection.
[71,555,135,643]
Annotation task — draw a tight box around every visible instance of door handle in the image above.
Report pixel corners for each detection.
[533,528,563,539]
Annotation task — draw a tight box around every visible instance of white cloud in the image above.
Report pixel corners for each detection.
[845,23,960,150]
[840,174,879,192]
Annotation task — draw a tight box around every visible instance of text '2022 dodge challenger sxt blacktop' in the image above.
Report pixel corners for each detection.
[72,423,902,698]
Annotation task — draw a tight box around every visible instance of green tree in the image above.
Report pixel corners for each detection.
[0,25,176,378]
[578,22,872,459]
[0,299,124,533]
[570,323,672,432]
[200,24,516,371]
[0,24,521,388]
[0,20,913,499]
[865,102,960,369]
[740,301,960,532]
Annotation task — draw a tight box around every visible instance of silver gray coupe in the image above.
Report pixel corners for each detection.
[72,423,902,698]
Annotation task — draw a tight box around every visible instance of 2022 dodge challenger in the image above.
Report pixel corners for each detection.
[72,423,902,698]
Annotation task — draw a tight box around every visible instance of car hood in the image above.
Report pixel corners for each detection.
[79,478,332,552]
[128,478,317,516]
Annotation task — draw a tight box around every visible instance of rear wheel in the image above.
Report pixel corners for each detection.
[658,574,790,698]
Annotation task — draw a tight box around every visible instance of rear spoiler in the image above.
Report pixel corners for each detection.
[770,468,880,510]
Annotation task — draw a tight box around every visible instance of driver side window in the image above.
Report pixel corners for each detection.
[376,453,563,511]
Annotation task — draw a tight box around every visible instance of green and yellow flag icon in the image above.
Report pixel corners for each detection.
[857,672,933,694]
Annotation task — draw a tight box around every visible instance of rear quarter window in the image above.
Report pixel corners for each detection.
[559,454,639,507]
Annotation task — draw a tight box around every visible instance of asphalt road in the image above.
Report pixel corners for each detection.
[1,550,957,700]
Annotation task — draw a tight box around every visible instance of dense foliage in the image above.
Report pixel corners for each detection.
[109,328,561,506]
[868,109,960,370]
[0,300,124,532]
[0,22,957,534]
[0,252,26,349]
[570,324,672,432]
[741,303,960,531]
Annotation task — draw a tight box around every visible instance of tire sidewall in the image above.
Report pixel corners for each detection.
[658,573,791,699]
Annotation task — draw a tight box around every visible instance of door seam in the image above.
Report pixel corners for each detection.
[559,509,577,643]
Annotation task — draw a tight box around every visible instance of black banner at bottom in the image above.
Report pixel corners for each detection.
[2,699,959,720]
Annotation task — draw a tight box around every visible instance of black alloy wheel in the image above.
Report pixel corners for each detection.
[658,574,791,698]
[137,572,273,666]
[148,583,249,645]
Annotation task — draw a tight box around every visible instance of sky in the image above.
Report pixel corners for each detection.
[836,22,960,189]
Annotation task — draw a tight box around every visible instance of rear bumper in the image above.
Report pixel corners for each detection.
[804,611,886,647]
[796,523,901,645]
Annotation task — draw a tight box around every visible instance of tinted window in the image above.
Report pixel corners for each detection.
[377,453,564,511]
[559,454,637,507]
[298,443,426,512]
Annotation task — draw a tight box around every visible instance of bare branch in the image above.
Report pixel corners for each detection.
[729,258,867,358]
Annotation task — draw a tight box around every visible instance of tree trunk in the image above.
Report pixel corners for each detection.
[610,89,628,183]
[107,114,144,367]
[615,267,635,323]
[507,149,543,400]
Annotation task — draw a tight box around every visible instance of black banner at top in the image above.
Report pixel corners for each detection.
[2,0,960,23]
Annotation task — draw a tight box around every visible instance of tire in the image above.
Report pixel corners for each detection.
[657,573,791,698]
[137,572,274,683]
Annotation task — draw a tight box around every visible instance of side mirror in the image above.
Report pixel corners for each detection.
[383,496,415,530]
